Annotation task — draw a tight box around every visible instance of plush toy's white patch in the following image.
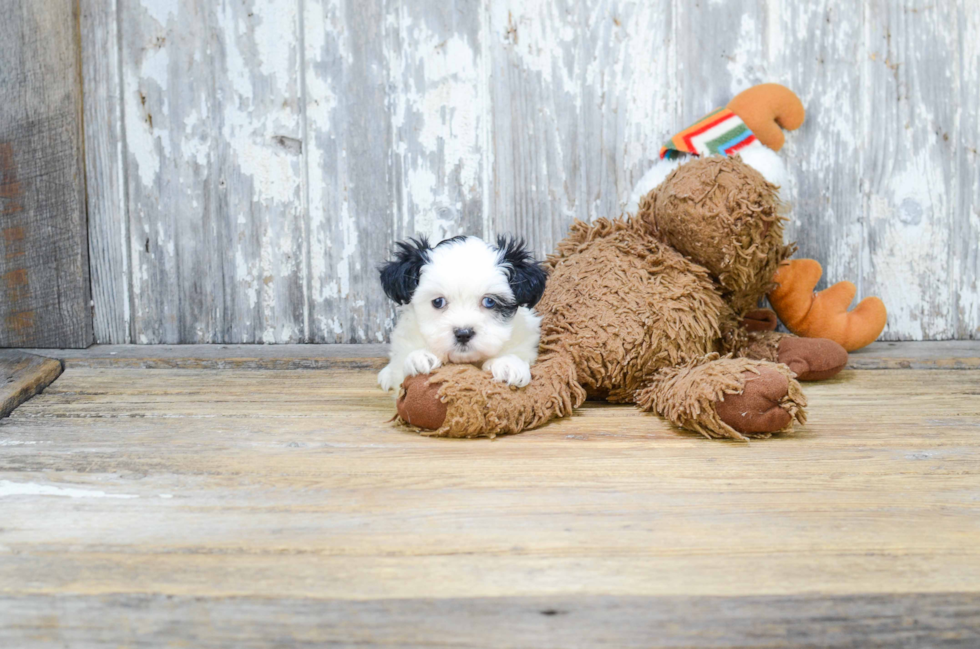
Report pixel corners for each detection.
[625,158,683,215]
[737,143,789,188]
[625,142,789,216]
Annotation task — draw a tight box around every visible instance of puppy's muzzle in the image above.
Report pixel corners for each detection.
[453,328,475,345]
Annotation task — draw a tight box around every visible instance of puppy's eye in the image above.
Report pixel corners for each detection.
[431,297,447,309]
[481,297,496,309]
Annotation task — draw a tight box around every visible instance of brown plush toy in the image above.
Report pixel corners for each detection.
[629,82,886,352]
[395,153,849,441]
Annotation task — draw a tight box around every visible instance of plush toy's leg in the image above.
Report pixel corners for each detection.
[742,308,779,332]
[731,331,848,381]
[396,350,587,438]
[635,355,806,441]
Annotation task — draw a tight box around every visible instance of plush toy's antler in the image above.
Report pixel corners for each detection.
[727,83,805,152]
[727,84,887,351]
[768,259,887,352]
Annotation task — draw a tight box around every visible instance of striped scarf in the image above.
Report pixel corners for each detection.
[660,108,757,160]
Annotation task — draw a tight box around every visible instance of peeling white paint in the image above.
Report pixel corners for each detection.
[90,0,979,343]
[0,481,139,499]
[140,0,176,27]
[727,15,765,99]
[388,11,485,242]
[868,149,951,340]
[306,0,354,341]
[124,69,166,189]
[488,0,577,88]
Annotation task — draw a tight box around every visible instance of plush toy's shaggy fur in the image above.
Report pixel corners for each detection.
[396,155,848,440]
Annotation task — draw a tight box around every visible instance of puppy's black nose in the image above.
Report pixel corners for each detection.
[454,328,475,344]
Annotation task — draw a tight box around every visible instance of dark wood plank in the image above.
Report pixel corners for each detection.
[0,0,93,348]
[0,350,62,417]
[847,341,980,370]
[14,341,980,371]
[0,593,977,648]
[18,343,389,370]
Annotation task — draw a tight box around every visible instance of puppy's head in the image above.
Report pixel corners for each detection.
[380,236,546,363]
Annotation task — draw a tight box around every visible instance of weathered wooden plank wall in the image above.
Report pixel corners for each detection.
[82,0,980,344]
[0,0,93,348]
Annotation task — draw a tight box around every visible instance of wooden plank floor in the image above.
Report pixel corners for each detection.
[1,361,979,647]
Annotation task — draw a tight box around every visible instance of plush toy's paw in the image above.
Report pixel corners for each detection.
[404,350,442,377]
[397,353,585,438]
[378,365,396,392]
[482,355,532,388]
[777,336,848,381]
[714,368,795,435]
[397,375,447,430]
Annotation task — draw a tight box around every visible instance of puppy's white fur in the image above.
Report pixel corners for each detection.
[378,237,541,394]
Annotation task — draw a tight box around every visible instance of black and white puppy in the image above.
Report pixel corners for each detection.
[378,236,547,393]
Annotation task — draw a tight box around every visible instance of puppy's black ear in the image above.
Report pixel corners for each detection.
[379,237,431,305]
[496,236,548,308]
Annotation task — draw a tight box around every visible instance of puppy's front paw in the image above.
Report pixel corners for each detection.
[404,350,442,377]
[483,355,532,388]
[378,365,396,392]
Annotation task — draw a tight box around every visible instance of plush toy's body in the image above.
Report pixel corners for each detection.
[397,155,849,440]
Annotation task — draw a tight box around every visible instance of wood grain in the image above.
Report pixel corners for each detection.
[488,0,678,256]
[0,350,62,418]
[116,0,307,344]
[304,0,395,343]
[80,0,131,345]
[0,0,93,348]
[0,366,979,647]
[847,340,980,369]
[1,592,978,648]
[957,4,980,340]
[863,1,960,341]
[13,341,979,371]
[80,0,980,343]
[21,343,390,370]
